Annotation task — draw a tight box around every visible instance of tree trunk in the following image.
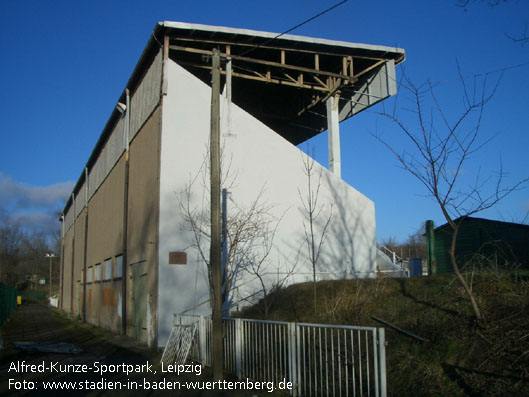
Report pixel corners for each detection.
[449,222,482,320]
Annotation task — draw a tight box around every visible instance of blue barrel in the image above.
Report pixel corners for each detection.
[409,258,423,277]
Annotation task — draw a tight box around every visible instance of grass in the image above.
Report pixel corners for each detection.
[240,268,529,396]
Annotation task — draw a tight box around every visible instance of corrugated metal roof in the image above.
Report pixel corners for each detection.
[160,21,405,61]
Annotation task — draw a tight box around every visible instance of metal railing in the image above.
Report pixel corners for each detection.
[174,314,387,396]
[377,244,406,266]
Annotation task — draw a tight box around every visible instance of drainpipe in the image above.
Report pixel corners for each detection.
[221,188,228,315]
[82,167,89,321]
[70,193,76,315]
[59,213,64,310]
[121,88,130,335]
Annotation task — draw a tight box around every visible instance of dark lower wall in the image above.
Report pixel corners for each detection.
[126,106,161,346]
[59,106,161,345]
[72,209,86,316]
[84,154,126,332]
[61,227,74,313]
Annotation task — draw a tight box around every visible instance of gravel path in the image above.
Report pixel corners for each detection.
[1,302,274,396]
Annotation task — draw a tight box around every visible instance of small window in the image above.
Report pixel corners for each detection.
[115,255,123,278]
[95,263,101,281]
[87,266,93,283]
[104,258,112,280]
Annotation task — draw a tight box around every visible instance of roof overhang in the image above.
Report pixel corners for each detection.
[158,21,405,145]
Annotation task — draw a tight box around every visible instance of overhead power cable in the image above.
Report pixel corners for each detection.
[239,0,349,57]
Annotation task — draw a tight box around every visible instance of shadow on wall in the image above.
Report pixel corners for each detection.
[322,171,373,277]
[282,167,374,283]
[157,187,211,346]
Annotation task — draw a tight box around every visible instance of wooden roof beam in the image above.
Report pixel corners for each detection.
[169,44,360,82]
[177,60,332,92]
[168,36,393,63]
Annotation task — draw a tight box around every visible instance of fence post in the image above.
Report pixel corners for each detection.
[296,323,302,397]
[288,322,298,397]
[200,315,207,365]
[378,328,387,397]
[235,318,243,379]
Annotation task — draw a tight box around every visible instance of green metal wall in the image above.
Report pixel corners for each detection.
[426,218,529,274]
[0,283,17,326]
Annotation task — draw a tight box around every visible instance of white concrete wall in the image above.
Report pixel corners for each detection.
[157,60,376,346]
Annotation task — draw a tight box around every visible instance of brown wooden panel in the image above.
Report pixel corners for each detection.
[168,251,187,265]
[102,288,117,307]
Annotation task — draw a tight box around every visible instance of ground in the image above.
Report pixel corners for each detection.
[240,271,529,396]
[0,302,274,396]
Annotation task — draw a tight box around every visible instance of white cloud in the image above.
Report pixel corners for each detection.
[0,172,73,209]
[10,212,60,236]
[0,172,73,236]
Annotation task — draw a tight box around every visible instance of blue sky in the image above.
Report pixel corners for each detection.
[1,0,528,242]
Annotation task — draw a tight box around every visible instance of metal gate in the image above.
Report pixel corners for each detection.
[175,314,387,396]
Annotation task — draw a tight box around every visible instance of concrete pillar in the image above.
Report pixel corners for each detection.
[326,95,341,178]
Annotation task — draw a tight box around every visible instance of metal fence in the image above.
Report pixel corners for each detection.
[175,314,386,396]
[0,285,50,327]
[0,283,17,326]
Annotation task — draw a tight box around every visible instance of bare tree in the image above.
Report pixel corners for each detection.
[298,149,333,321]
[0,216,56,288]
[456,0,507,8]
[239,209,300,319]
[221,192,284,311]
[0,217,23,286]
[180,154,285,314]
[380,225,426,260]
[375,66,528,320]
[456,0,529,45]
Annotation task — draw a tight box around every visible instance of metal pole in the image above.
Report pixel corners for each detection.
[83,167,89,321]
[46,253,56,300]
[221,188,228,288]
[221,188,229,315]
[59,214,64,310]
[210,48,223,381]
[121,88,130,335]
[49,255,52,298]
[378,328,387,397]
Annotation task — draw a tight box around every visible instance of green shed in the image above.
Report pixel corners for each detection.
[425,217,529,275]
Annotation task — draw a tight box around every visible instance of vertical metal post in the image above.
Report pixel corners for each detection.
[288,322,298,396]
[59,214,64,310]
[82,167,89,321]
[70,193,75,314]
[373,329,380,397]
[235,318,243,379]
[121,88,130,336]
[200,315,207,365]
[221,188,228,316]
[225,56,232,135]
[326,95,341,178]
[296,324,302,397]
[378,328,387,397]
[210,48,223,381]
[48,255,52,299]
[425,220,435,275]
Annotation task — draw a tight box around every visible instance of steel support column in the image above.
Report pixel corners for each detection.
[326,95,341,178]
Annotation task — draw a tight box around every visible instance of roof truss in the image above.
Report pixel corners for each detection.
[166,33,401,144]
